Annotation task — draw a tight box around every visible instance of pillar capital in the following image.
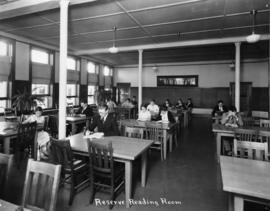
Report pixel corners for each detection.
[59,0,70,8]
[234,42,241,47]
[138,49,143,54]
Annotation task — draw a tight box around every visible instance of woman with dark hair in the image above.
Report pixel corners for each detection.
[137,104,151,121]
[221,105,243,127]
[159,106,176,123]
[175,98,186,110]
[163,99,172,109]
[23,106,45,127]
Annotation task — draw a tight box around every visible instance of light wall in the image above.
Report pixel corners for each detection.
[114,60,269,88]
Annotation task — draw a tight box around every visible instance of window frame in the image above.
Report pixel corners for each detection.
[66,84,79,106]
[31,47,51,65]
[87,85,97,105]
[31,84,53,109]
[67,56,80,71]
[87,61,96,73]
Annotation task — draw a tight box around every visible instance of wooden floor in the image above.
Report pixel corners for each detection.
[2,116,267,210]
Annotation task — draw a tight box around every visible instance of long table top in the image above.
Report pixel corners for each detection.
[220,156,270,200]
[0,199,31,211]
[68,133,153,161]
[212,123,270,134]
[120,119,177,130]
[0,122,18,137]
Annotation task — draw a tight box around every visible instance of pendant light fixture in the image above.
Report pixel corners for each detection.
[246,10,261,43]
[108,26,119,53]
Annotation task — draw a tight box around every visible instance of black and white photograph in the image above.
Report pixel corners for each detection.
[0,0,269,210]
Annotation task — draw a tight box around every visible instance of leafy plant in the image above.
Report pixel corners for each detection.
[12,88,44,115]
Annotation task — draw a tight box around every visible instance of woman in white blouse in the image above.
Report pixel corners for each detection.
[23,106,45,127]
[138,104,151,121]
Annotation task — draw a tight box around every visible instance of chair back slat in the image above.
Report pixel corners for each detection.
[87,140,113,174]
[242,117,255,127]
[259,119,270,128]
[233,139,268,161]
[234,128,258,142]
[49,137,73,170]
[125,126,144,139]
[22,159,61,211]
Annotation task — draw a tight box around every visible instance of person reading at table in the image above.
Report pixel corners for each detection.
[147,99,159,120]
[106,98,117,112]
[88,104,119,136]
[76,100,93,117]
[158,106,176,123]
[23,106,45,127]
[221,105,243,127]
[121,98,134,108]
[212,100,228,117]
[138,104,151,121]
[175,98,186,111]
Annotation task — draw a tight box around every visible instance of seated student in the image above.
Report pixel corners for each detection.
[147,99,160,120]
[163,99,172,110]
[158,106,176,123]
[185,98,193,111]
[23,107,49,160]
[121,98,134,108]
[212,100,228,117]
[221,105,243,127]
[131,96,138,107]
[88,104,119,136]
[137,104,151,121]
[106,98,117,112]
[23,106,45,127]
[76,100,93,117]
[175,98,186,110]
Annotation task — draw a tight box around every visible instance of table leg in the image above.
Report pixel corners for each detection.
[141,151,147,187]
[125,161,132,208]
[3,137,10,154]
[228,193,233,211]
[216,133,221,163]
[234,195,244,211]
[163,130,167,160]
[169,134,173,152]
[71,123,77,135]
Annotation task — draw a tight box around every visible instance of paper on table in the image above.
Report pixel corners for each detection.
[83,132,104,139]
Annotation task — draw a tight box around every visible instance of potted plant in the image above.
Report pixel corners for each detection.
[12,88,44,116]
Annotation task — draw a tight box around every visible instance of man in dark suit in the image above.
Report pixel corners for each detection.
[76,100,93,117]
[212,100,228,117]
[88,104,119,136]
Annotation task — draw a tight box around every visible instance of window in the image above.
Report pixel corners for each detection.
[31,49,49,64]
[67,84,79,106]
[0,41,8,56]
[87,62,96,73]
[157,75,198,87]
[88,85,97,104]
[67,57,76,70]
[103,66,110,76]
[0,81,10,109]
[32,84,52,109]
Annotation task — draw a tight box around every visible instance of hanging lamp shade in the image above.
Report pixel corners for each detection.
[108,26,119,53]
[246,10,260,43]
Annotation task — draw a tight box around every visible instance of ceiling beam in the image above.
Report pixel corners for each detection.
[0,0,97,20]
[75,34,270,55]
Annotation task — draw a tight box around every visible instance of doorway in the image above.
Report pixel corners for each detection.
[230,82,252,112]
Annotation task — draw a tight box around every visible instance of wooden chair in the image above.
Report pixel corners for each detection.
[87,140,124,209]
[233,139,268,161]
[49,137,89,205]
[125,126,144,139]
[15,122,38,165]
[47,115,58,138]
[145,125,165,160]
[0,153,13,197]
[22,159,61,211]
[234,128,258,142]
[259,119,270,128]
[242,117,255,127]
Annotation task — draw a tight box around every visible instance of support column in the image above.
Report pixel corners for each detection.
[268,40,270,118]
[58,0,69,139]
[138,49,143,112]
[235,42,241,112]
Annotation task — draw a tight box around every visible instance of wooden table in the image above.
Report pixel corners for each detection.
[212,123,270,162]
[120,119,177,160]
[220,156,270,211]
[66,115,89,134]
[0,122,18,154]
[0,199,31,211]
[68,133,153,208]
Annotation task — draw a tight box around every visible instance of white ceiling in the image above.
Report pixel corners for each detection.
[0,0,269,65]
